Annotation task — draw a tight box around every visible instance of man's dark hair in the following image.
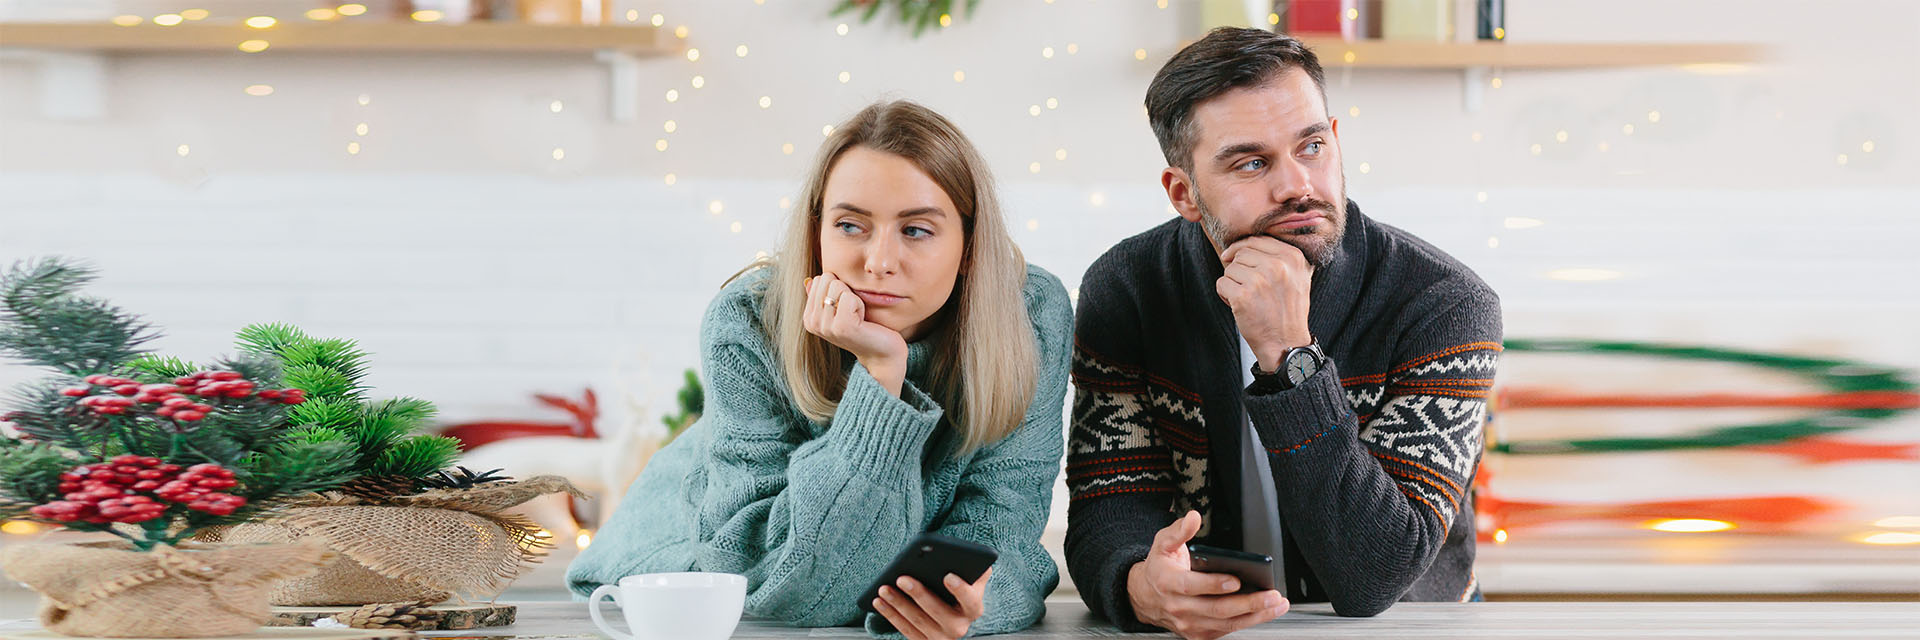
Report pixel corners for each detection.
[1145,27,1327,172]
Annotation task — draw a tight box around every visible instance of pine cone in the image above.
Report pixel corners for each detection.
[334,475,421,502]
[330,601,442,630]
[419,466,513,490]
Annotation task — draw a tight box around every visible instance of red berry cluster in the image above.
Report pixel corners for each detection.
[27,456,247,524]
[60,372,305,422]
[155,464,246,515]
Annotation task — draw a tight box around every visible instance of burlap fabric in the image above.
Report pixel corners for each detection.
[0,539,333,638]
[212,475,585,606]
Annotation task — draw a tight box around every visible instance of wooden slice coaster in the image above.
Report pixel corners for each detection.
[8,629,416,640]
[267,603,515,630]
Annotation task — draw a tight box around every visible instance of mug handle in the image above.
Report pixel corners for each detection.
[589,584,635,640]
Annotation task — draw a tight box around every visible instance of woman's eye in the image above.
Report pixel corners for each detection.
[834,221,862,234]
[904,226,932,238]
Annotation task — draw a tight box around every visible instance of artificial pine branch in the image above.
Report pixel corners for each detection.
[284,339,370,384]
[4,380,110,454]
[371,436,462,479]
[285,425,352,447]
[289,397,362,433]
[238,322,457,499]
[238,438,357,504]
[282,363,365,403]
[367,397,436,424]
[0,443,75,518]
[0,259,91,309]
[125,355,199,380]
[355,398,436,460]
[233,323,315,360]
[0,259,157,375]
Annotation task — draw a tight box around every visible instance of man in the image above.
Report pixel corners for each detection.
[1065,27,1502,639]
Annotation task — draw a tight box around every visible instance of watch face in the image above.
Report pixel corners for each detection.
[1286,350,1316,384]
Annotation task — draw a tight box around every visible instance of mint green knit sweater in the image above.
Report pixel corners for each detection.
[567,264,1072,637]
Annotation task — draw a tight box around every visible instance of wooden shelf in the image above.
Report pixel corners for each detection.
[0,21,675,54]
[1296,38,1767,69]
[0,22,678,122]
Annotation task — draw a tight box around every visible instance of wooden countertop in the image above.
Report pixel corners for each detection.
[403,598,1919,639]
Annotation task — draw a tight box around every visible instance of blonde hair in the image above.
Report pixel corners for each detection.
[751,100,1036,454]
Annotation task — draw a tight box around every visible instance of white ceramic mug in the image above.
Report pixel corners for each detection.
[589,572,747,640]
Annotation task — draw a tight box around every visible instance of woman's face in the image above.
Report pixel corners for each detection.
[817,146,967,342]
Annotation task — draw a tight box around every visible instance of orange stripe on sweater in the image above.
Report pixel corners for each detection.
[1067,464,1176,481]
[1384,388,1492,399]
[1395,378,1496,387]
[1383,467,1461,511]
[1266,425,1338,455]
[1371,452,1465,495]
[1070,376,1145,393]
[1398,485,1447,526]
[1389,342,1504,375]
[1072,485,1177,501]
[1066,453,1172,471]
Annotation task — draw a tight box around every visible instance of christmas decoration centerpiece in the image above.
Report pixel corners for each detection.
[205,323,585,611]
[0,258,346,638]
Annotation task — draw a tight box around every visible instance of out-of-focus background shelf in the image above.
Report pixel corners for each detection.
[0,22,672,53]
[1298,38,1767,69]
[0,22,677,121]
[1292,38,1769,110]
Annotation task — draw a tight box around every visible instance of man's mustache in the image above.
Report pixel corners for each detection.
[1227,197,1337,245]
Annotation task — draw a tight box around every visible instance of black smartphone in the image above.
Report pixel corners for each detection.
[857,533,999,614]
[1188,543,1276,594]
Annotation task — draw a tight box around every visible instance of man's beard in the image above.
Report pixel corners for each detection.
[1197,192,1347,268]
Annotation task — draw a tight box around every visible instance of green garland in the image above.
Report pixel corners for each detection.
[832,0,979,37]
[1492,339,1915,455]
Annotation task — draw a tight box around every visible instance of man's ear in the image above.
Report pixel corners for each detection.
[1162,166,1202,223]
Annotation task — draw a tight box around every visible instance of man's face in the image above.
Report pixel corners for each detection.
[1168,69,1348,267]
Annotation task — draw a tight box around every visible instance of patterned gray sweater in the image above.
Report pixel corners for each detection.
[1065,203,1501,628]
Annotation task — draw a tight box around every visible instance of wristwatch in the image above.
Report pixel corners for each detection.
[1249,340,1326,394]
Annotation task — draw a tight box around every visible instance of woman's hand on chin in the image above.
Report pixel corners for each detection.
[805,273,909,396]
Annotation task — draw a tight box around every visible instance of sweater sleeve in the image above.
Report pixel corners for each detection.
[686,299,948,626]
[863,269,1074,638]
[1244,289,1502,616]
[1061,262,1179,632]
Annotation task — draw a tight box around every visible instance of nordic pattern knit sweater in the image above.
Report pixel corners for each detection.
[1064,203,1502,628]
[567,264,1073,637]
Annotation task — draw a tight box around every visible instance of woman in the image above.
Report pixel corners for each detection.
[568,100,1072,640]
